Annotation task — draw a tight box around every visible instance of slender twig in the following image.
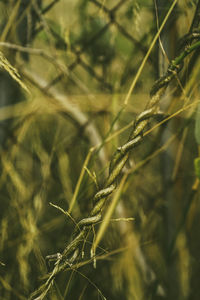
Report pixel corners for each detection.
[30,4,200,300]
[22,68,107,167]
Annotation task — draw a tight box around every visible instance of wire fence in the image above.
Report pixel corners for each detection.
[38,0,157,94]
[1,1,200,300]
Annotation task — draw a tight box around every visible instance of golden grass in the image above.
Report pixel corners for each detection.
[0,1,200,300]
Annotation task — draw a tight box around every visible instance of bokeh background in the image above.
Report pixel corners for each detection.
[0,1,200,299]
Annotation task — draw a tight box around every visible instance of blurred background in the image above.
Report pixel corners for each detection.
[0,0,200,299]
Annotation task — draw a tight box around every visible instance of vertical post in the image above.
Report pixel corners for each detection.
[155,0,179,298]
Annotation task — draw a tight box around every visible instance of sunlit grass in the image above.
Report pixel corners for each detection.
[0,1,200,300]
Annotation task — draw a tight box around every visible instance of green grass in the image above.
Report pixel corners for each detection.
[0,1,200,299]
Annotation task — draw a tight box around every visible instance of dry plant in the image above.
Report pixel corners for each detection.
[0,1,200,300]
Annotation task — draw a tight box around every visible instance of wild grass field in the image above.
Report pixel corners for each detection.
[0,1,200,299]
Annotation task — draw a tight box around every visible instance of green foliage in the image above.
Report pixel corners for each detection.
[0,1,200,300]
[77,16,115,65]
[195,102,200,145]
